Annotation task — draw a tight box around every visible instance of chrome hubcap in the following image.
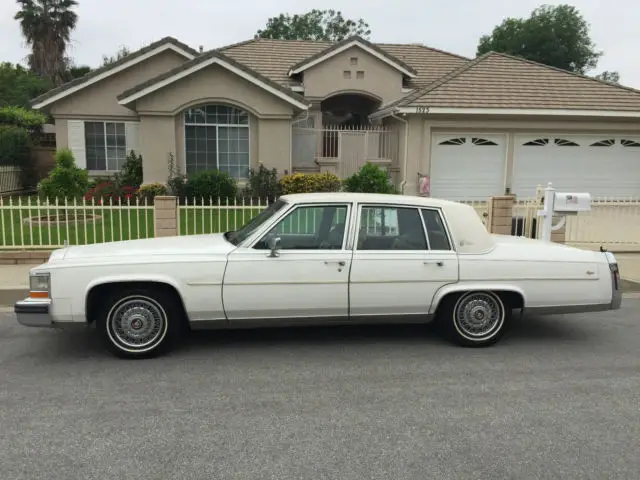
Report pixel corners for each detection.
[109,298,166,350]
[455,293,502,338]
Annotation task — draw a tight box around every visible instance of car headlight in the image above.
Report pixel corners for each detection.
[29,272,50,299]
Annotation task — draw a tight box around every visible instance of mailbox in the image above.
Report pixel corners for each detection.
[553,192,591,214]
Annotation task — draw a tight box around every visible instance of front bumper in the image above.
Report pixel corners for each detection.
[15,298,53,327]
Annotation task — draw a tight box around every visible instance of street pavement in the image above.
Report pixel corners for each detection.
[1,303,639,480]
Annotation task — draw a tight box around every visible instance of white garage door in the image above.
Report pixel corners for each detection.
[430,134,506,201]
[513,134,640,198]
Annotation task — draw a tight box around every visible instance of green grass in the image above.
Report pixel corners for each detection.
[0,195,266,248]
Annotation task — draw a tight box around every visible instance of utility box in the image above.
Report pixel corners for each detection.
[553,192,591,214]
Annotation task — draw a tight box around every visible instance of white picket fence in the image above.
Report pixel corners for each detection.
[513,196,640,250]
[0,196,154,249]
[2,194,638,250]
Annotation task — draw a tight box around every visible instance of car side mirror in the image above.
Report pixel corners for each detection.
[267,236,281,257]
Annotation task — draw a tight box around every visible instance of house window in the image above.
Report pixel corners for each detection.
[356,71,365,79]
[472,137,498,146]
[350,57,358,65]
[590,139,615,147]
[439,137,466,146]
[621,139,640,147]
[184,104,250,179]
[522,138,549,146]
[343,70,352,79]
[554,138,580,146]
[84,122,126,171]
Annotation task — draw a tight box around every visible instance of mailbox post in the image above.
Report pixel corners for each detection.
[537,183,591,242]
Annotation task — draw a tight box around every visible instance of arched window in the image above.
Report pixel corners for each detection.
[184,104,250,178]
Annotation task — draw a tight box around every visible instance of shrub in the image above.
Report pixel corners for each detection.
[184,170,237,202]
[84,181,138,204]
[343,162,396,194]
[0,123,38,190]
[279,172,342,194]
[118,150,143,187]
[244,163,280,200]
[138,182,168,203]
[0,106,47,130]
[37,148,88,201]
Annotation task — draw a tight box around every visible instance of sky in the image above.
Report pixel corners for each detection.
[1,0,637,88]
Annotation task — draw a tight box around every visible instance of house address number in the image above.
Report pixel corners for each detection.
[415,106,430,114]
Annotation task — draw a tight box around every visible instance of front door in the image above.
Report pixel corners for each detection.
[349,204,459,318]
[223,203,352,321]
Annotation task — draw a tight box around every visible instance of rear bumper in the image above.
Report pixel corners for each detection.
[15,298,52,327]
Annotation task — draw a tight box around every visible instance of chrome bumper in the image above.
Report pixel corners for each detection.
[15,298,52,327]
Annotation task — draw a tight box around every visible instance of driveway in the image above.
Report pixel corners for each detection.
[1,303,639,480]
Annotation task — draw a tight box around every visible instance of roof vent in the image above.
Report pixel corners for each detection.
[198,45,203,53]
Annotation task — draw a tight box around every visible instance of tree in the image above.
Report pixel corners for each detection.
[0,62,53,108]
[102,46,131,67]
[477,4,604,75]
[14,0,79,86]
[594,71,620,84]
[256,9,370,41]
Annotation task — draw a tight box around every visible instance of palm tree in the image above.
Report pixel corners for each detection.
[15,0,79,86]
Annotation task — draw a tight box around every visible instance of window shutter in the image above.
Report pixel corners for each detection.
[67,120,86,168]
[125,121,140,154]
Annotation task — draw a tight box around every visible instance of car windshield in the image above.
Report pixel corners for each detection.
[225,199,288,246]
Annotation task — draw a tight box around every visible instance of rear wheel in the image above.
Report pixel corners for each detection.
[97,287,182,358]
[439,291,511,347]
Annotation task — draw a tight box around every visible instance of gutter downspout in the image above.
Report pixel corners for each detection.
[390,111,409,194]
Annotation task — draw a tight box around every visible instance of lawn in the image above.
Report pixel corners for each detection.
[0,195,265,249]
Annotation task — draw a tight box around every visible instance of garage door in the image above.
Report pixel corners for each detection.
[430,134,506,201]
[513,135,640,197]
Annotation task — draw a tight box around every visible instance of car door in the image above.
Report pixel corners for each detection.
[348,204,459,318]
[222,203,353,321]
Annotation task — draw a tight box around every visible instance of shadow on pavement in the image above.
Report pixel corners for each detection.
[36,312,604,359]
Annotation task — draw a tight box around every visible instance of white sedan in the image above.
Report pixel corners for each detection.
[15,192,622,358]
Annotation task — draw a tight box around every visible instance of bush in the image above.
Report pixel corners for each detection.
[138,182,168,203]
[184,170,237,202]
[84,181,137,204]
[0,124,31,166]
[0,106,47,130]
[118,150,143,187]
[244,163,280,200]
[343,162,396,194]
[37,148,88,201]
[279,172,342,194]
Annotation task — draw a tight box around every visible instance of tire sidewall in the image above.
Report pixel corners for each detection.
[444,291,510,347]
[98,288,179,358]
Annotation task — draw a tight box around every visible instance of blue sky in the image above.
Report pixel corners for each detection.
[1,0,636,88]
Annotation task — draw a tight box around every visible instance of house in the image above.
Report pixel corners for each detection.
[31,35,640,200]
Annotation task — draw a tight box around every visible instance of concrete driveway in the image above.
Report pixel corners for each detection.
[1,302,639,480]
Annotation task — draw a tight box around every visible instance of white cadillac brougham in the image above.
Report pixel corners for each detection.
[15,192,621,358]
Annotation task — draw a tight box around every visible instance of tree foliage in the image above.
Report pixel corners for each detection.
[0,62,52,108]
[14,0,79,86]
[256,9,371,41]
[477,4,607,75]
[594,71,620,84]
[102,46,131,67]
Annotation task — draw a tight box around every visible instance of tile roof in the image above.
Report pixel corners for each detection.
[387,51,640,111]
[218,38,469,88]
[288,36,418,76]
[117,48,308,106]
[30,37,198,107]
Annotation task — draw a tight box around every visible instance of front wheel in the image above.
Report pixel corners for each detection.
[439,291,511,347]
[97,288,181,359]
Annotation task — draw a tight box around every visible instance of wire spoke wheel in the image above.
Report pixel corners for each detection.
[106,296,168,353]
[453,291,505,342]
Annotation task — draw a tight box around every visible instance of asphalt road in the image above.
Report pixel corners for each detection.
[1,303,639,480]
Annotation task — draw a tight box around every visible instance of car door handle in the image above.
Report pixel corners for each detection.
[325,260,346,266]
[424,261,444,267]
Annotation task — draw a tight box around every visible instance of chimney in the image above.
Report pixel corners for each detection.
[198,45,204,53]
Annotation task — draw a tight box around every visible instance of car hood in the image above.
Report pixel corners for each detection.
[48,233,235,262]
